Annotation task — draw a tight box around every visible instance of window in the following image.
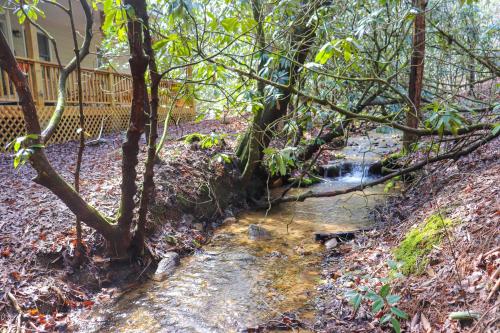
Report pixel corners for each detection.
[37,32,50,61]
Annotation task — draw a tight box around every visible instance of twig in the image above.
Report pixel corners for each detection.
[7,292,21,313]
[486,277,500,302]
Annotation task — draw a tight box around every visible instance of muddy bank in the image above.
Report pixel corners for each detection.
[314,138,499,333]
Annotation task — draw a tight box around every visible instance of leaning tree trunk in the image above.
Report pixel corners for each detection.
[236,4,318,185]
[403,0,427,150]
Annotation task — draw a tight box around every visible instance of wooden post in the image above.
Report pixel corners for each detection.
[24,21,44,107]
[108,68,115,106]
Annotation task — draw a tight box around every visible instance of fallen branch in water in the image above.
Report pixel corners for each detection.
[262,132,498,206]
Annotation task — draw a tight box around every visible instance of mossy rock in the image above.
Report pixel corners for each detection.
[394,214,453,275]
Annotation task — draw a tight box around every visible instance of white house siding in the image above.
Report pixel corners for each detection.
[2,3,104,69]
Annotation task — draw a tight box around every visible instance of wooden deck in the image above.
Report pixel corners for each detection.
[0,57,195,150]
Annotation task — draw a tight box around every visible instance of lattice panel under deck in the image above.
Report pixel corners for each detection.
[0,104,195,152]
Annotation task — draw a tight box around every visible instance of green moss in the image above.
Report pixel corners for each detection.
[394,214,453,275]
[288,176,322,187]
[184,133,207,144]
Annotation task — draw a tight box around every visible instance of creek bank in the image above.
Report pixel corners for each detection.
[314,138,499,333]
[0,118,248,330]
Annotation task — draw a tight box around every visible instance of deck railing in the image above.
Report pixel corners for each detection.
[0,57,195,151]
[1,57,185,107]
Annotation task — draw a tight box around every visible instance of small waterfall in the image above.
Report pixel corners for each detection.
[320,162,378,180]
[337,163,372,183]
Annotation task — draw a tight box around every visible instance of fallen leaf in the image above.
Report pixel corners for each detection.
[1,247,11,257]
[421,313,432,333]
[10,271,21,281]
[82,300,94,309]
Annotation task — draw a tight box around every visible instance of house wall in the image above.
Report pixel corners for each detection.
[2,3,105,69]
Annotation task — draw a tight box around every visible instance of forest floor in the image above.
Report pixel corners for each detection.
[0,118,246,331]
[314,138,499,333]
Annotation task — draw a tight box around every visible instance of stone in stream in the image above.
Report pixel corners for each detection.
[223,217,237,224]
[324,238,338,250]
[153,252,180,281]
[314,232,356,243]
[319,162,356,178]
[248,224,272,240]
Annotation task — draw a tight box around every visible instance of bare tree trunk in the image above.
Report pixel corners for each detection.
[68,0,85,264]
[403,0,427,150]
[135,0,161,255]
[115,0,149,256]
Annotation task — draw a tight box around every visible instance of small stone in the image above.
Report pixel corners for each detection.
[248,224,272,240]
[182,214,194,225]
[223,217,237,224]
[325,238,338,250]
[153,252,180,281]
[193,222,204,231]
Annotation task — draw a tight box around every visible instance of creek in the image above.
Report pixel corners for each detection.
[80,130,399,333]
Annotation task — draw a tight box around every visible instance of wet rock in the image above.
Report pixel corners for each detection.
[271,177,284,188]
[367,162,382,176]
[223,216,237,224]
[248,224,272,240]
[319,162,356,178]
[181,214,194,225]
[319,165,339,177]
[193,222,204,231]
[325,238,338,250]
[153,252,180,281]
[266,251,286,258]
[314,232,356,242]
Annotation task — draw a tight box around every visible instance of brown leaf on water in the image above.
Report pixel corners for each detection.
[10,271,21,281]
[1,247,11,257]
[28,308,39,316]
[82,300,94,309]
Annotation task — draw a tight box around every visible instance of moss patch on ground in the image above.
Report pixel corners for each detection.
[394,213,453,275]
[184,132,207,144]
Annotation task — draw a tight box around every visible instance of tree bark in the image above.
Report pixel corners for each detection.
[135,0,161,255]
[116,0,149,254]
[403,0,427,149]
[68,0,86,263]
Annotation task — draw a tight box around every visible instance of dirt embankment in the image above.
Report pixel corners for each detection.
[315,138,499,332]
[0,118,246,331]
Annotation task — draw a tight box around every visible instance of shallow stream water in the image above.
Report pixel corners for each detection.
[80,131,399,333]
